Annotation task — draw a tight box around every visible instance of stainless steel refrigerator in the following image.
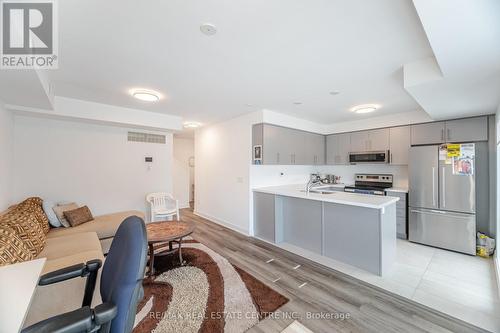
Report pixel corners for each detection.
[408,143,486,255]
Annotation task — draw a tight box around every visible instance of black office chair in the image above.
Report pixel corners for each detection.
[23,216,148,333]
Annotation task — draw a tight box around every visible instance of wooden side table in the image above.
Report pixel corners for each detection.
[146,221,195,278]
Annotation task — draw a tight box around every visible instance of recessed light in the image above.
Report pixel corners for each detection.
[200,23,217,36]
[329,90,340,95]
[183,121,202,129]
[293,102,302,105]
[350,104,380,114]
[245,103,255,107]
[131,89,160,102]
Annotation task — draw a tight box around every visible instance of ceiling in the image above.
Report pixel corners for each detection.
[48,0,435,124]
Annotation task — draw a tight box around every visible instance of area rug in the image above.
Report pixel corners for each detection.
[133,239,289,333]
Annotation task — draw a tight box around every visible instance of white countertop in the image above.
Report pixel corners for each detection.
[385,187,409,193]
[253,184,399,209]
[0,258,46,333]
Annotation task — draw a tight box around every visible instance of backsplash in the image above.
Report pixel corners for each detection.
[250,164,408,188]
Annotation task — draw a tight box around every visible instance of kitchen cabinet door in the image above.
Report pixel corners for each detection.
[350,131,369,152]
[306,133,325,165]
[389,126,410,165]
[287,128,306,164]
[411,122,445,145]
[263,125,294,164]
[367,128,389,151]
[326,133,350,165]
[445,117,488,142]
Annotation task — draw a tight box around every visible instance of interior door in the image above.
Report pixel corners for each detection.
[409,146,438,209]
[439,145,475,213]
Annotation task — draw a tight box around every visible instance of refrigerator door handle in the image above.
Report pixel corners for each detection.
[442,167,446,208]
[432,167,436,207]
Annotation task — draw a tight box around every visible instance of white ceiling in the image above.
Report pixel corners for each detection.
[49,0,435,124]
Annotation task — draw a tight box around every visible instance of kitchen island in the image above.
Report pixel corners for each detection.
[253,184,399,276]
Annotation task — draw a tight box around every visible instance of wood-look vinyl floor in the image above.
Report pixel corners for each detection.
[180,209,487,333]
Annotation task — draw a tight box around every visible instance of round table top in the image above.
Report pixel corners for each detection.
[146,221,195,243]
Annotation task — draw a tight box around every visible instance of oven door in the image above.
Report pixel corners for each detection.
[349,151,388,164]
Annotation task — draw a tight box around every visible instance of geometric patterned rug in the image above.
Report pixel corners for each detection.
[133,240,289,333]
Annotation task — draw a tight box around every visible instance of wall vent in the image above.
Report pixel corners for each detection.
[127,132,166,144]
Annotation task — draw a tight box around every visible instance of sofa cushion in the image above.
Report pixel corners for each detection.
[0,223,34,266]
[25,249,104,327]
[42,200,61,228]
[52,202,78,228]
[64,206,94,227]
[0,209,46,257]
[46,210,144,240]
[17,197,50,234]
[36,232,102,262]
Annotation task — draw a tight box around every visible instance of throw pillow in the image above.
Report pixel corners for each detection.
[63,206,94,227]
[16,197,50,234]
[42,200,61,228]
[53,203,79,227]
[0,223,34,266]
[0,209,46,257]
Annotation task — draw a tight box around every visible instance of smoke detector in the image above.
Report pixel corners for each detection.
[200,23,217,36]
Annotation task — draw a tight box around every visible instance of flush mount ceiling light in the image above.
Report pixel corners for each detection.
[131,89,161,102]
[350,104,380,114]
[200,23,217,36]
[329,90,340,95]
[183,121,202,129]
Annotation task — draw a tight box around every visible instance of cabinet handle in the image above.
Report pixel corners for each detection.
[390,153,393,164]
[447,128,451,141]
[277,153,280,164]
[441,129,444,141]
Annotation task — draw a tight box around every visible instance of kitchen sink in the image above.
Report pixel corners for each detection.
[300,190,337,194]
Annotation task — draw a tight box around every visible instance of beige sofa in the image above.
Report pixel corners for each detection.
[23,209,144,327]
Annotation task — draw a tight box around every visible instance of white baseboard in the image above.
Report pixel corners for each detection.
[193,210,249,236]
[495,251,500,299]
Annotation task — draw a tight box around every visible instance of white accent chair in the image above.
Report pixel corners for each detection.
[146,192,180,222]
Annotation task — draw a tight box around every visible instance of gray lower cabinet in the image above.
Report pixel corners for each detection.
[326,133,351,165]
[253,192,275,242]
[386,190,407,239]
[389,126,410,165]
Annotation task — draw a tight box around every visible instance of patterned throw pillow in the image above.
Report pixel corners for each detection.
[16,197,50,234]
[0,223,34,266]
[0,209,46,257]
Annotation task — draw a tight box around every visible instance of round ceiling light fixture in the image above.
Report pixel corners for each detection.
[183,121,202,129]
[350,104,380,114]
[200,23,217,36]
[131,89,161,102]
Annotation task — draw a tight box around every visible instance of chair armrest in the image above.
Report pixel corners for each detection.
[22,306,93,333]
[39,259,102,286]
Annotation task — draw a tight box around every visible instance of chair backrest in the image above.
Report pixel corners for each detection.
[146,192,175,210]
[100,216,147,333]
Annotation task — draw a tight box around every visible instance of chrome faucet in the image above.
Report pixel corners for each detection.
[305,176,322,194]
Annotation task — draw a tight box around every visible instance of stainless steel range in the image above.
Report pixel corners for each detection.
[344,174,393,196]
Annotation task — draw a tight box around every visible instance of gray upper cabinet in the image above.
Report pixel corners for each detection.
[306,133,325,165]
[411,122,445,145]
[326,133,350,165]
[350,131,368,152]
[389,126,410,165]
[350,129,389,152]
[368,129,390,151]
[445,117,488,142]
[411,117,488,145]
[262,124,287,164]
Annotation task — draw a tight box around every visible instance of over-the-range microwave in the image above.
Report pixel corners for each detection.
[348,151,389,164]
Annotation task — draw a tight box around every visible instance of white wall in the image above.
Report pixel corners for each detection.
[173,137,194,208]
[195,111,263,234]
[0,102,14,211]
[12,115,173,218]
